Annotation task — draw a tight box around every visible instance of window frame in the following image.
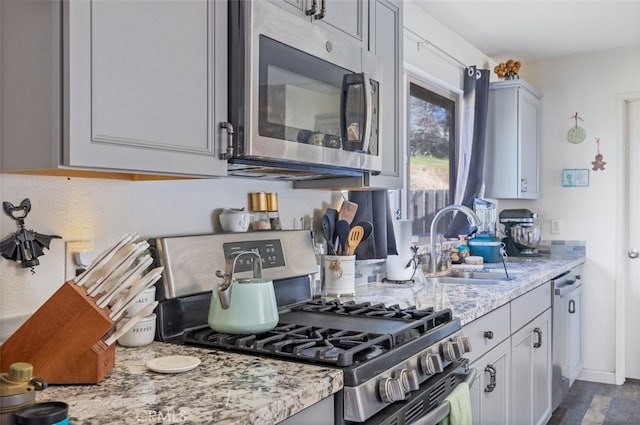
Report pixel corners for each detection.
[400,69,463,241]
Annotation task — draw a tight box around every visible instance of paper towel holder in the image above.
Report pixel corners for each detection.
[383,245,420,283]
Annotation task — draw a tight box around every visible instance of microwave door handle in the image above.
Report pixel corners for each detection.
[340,72,371,152]
[361,72,372,153]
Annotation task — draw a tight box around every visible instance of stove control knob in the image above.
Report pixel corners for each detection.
[395,368,420,392]
[455,336,472,353]
[420,352,444,375]
[378,377,406,403]
[443,340,464,362]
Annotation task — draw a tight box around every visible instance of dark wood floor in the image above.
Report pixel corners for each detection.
[549,379,640,425]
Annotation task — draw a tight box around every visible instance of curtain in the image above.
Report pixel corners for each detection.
[444,66,490,238]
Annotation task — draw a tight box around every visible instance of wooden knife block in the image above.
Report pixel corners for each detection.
[0,281,117,384]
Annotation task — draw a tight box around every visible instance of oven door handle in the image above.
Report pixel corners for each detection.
[411,369,477,425]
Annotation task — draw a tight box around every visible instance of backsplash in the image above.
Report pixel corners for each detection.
[0,174,338,337]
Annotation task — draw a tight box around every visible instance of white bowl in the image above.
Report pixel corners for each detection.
[117,313,156,347]
[125,286,157,317]
[219,209,250,232]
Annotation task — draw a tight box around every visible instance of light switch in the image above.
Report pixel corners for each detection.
[551,219,561,234]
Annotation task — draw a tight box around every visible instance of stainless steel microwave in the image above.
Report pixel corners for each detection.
[226,0,383,180]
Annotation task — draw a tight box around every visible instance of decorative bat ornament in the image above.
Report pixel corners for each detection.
[1,198,61,273]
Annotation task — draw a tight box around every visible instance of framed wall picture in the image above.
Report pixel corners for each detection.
[562,169,589,187]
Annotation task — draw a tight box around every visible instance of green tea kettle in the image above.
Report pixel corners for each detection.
[208,251,279,334]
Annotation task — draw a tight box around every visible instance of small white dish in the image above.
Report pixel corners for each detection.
[146,355,201,374]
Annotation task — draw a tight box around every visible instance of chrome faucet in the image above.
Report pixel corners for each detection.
[429,205,481,276]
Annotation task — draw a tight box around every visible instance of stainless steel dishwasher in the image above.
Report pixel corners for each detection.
[551,265,584,411]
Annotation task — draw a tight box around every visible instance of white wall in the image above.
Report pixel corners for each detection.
[403,0,640,382]
[403,0,496,89]
[0,173,336,337]
[500,47,640,382]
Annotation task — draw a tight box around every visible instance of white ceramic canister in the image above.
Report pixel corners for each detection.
[323,255,356,295]
[116,313,156,347]
[125,286,157,317]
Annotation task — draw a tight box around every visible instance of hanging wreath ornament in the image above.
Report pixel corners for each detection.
[567,112,587,144]
[591,137,606,171]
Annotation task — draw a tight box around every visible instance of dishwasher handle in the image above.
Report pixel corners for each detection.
[554,282,581,296]
[411,369,477,425]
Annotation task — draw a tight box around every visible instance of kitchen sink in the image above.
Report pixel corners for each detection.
[427,276,502,285]
[449,271,515,281]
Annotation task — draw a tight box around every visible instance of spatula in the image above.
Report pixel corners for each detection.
[338,200,358,224]
[321,215,336,255]
[334,220,350,255]
[346,225,364,256]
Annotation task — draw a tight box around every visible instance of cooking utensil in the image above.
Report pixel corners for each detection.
[87,241,150,297]
[321,215,336,255]
[338,200,358,224]
[353,220,373,243]
[209,251,278,334]
[103,301,158,346]
[109,267,163,321]
[334,220,350,255]
[346,225,364,256]
[74,233,137,286]
[95,255,153,308]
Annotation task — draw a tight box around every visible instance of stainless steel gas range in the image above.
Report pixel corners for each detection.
[149,230,473,424]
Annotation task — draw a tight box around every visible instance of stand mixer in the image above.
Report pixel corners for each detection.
[499,209,541,256]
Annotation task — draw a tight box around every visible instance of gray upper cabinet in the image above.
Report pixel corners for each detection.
[367,0,403,189]
[268,0,366,47]
[1,0,228,177]
[484,80,541,199]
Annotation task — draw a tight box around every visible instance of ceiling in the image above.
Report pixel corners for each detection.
[413,1,640,62]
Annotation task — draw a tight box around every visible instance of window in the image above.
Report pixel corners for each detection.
[405,76,459,237]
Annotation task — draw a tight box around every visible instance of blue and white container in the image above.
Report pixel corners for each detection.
[468,235,503,263]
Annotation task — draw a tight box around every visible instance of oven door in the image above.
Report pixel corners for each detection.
[344,362,475,425]
[410,367,476,425]
[229,0,382,174]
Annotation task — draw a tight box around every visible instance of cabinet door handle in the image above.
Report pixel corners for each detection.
[314,0,326,19]
[533,327,543,348]
[219,122,234,160]
[305,0,318,16]
[521,178,528,193]
[483,330,494,339]
[484,364,497,393]
[568,299,576,314]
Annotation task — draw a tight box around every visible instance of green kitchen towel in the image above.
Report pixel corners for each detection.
[442,382,472,425]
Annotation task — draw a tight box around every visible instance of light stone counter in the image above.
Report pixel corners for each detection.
[36,342,342,424]
[341,254,585,325]
[32,253,583,424]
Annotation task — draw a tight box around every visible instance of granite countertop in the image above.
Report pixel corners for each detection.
[339,254,585,325]
[34,254,584,424]
[37,342,343,425]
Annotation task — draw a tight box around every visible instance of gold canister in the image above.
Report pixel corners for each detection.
[249,193,271,230]
[266,193,279,212]
[250,192,268,212]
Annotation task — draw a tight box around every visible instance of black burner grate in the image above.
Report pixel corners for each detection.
[187,323,394,367]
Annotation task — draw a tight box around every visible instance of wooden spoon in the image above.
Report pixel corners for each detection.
[346,225,364,256]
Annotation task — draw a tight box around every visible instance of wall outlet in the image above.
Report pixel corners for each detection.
[551,219,561,234]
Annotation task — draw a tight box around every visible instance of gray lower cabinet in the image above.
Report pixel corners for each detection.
[511,284,553,425]
[1,0,228,177]
[465,304,511,425]
[469,338,511,425]
[465,282,553,425]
